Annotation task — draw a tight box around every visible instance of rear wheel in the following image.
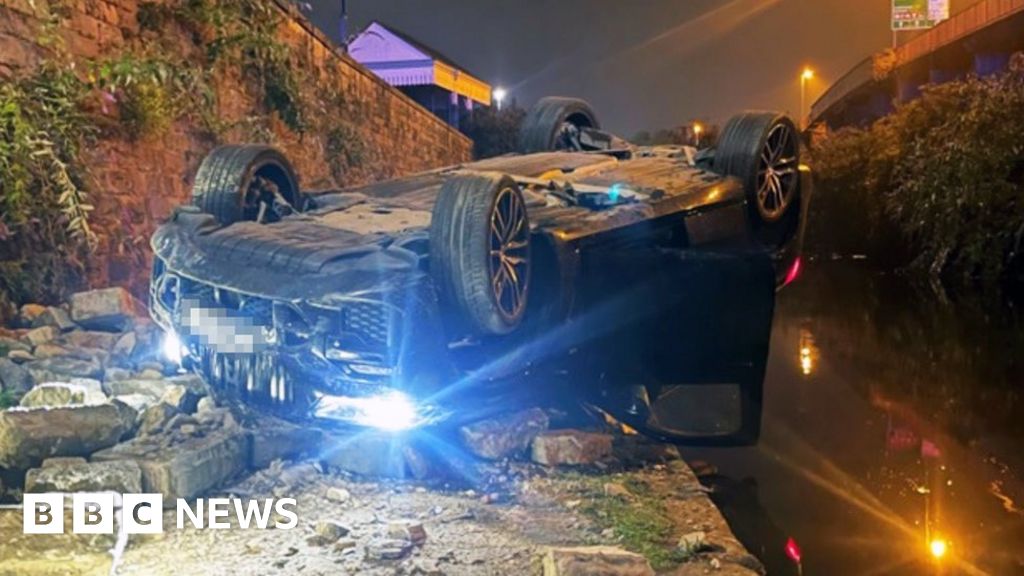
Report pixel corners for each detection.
[430,173,531,336]
[192,144,304,225]
[519,97,601,153]
[716,113,800,245]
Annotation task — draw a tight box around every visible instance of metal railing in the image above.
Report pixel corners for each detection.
[810,0,1024,125]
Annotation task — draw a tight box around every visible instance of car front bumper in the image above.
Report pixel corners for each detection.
[149,255,449,410]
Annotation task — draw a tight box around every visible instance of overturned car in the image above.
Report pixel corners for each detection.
[150,97,811,441]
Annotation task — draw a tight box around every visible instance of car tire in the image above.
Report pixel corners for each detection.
[192,144,303,225]
[430,173,531,336]
[519,97,601,153]
[716,112,800,244]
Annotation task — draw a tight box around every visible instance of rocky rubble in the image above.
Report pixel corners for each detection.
[0,288,762,575]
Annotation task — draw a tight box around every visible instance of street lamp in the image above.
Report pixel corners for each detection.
[692,122,703,147]
[493,87,507,111]
[800,67,814,130]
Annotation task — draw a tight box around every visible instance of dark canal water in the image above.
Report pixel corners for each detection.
[686,260,1024,575]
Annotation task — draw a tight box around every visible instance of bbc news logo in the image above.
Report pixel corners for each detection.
[23,493,298,534]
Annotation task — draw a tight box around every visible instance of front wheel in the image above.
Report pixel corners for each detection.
[716,113,801,245]
[430,173,531,336]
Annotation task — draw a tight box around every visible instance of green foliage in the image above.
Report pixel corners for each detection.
[314,80,365,182]
[0,64,94,304]
[0,388,18,409]
[93,55,178,139]
[0,0,366,310]
[146,0,307,132]
[325,122,365,183]
[812,56,1024,285]
[461,104,526,159]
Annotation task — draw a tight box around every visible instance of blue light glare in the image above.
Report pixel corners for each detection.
[608,183,622,202]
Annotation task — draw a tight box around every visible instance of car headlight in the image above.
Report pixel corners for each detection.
[314,390,421,431]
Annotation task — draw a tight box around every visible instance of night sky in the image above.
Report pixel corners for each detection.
[303,0,973,135]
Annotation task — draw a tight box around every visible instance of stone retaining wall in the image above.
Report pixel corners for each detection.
[0,0,472,297]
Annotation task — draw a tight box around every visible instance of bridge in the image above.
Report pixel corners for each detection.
[810,0,1024,130]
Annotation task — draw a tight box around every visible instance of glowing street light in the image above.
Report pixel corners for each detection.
[929,538,948,560]
[799,67,815,130]
[692,122,704,147]
[493,87,507,110]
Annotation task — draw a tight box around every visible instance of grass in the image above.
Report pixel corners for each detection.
[568,474,686,571]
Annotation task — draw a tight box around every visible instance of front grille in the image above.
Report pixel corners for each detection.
[344,302,390,345]
[152,258,397,351]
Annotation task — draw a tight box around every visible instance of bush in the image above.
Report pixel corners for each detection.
[812,55,1024,285]
[0,65,96,312]
[461,104,525,159]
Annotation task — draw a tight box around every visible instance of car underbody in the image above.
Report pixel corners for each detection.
[149,98,810,442]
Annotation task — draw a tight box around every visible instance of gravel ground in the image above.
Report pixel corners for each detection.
[1,457,762,576]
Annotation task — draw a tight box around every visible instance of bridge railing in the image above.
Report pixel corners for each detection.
[810,0,1024,126]
[897,0,1024,65]
[809,56,875,124]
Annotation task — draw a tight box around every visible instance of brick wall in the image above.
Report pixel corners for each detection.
[0,0,472,297]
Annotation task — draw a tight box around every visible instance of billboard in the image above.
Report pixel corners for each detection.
[892,0,950,30]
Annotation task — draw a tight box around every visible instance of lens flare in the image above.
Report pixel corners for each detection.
[356,391,419,431]
[315,390,421,431]
[162,331,184,365]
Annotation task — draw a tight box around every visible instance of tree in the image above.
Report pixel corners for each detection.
[812,53,1024,286]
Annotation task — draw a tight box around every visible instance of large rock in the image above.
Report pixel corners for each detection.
[25,458,142,493]
[20,326,59,348]
[531,430,614,466]
[22,378,107,406]
[541,546,655,576]
[19,383,87,407]
[104,379,168,400]
[0,337,31,358]
[613,436,682,466]
[321,432,408,477]
[459,407,549,460]
[24,356,104,384]
[91,428,250,502]
[6,349,34,363]
[31,343,71,359]
[138,403,180,436]
[0,358,33,395]
[62,330,120,352]
[34,306,77,331]
[68,378,107,403]
[160,384,201,414]
[113,393,157,414]
[0,404,130,469]
[166,373,207,392]
[249,418,323,469]
[18,304,47,327]
[111,331,137,359]
[70,288,141,331]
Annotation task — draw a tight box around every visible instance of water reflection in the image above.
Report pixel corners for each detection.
[687,261,1024,575]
